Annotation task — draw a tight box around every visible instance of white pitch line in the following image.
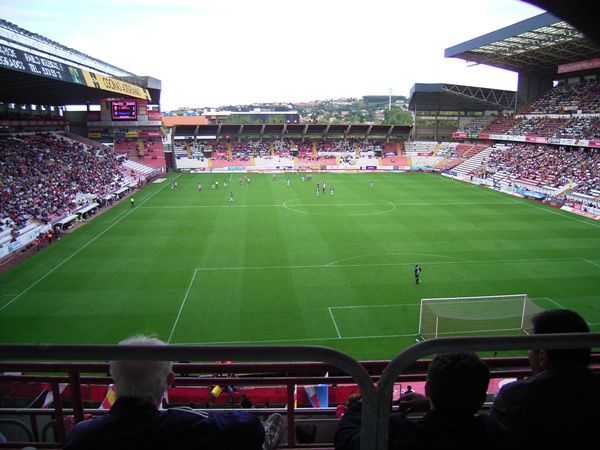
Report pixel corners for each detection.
[328,307,342,339]
[583,259,600,269]
[510,197,600,229]
[174,332,420,346]
[0,184,169,312]
[141,201,518,210]
[329,304,420,310]
[167,269,198,344]
[190,257,587,272]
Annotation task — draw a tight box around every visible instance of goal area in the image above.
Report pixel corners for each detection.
[418,294,544,340]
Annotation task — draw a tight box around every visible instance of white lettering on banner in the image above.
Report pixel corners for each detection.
[28,63,41,74]
[42,66,62,79]
[0,45,65,79]
[100,75,145,97]
[24,53,41,64]
[0,45,17,58]
[0,55,26,70]
[40,58,63,70]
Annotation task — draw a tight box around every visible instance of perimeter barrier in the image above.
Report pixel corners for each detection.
[1,333,599,449]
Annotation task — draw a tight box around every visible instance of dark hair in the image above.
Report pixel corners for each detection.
[295,424,317,444]
[427,352,489,414]
[531,309,590,367]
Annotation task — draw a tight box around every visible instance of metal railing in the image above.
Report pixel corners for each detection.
[1,333,599,450]
[0,345,376,449]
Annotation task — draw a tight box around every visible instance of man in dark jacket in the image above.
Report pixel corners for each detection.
[491,309,600,449]
[335,352,513,449]
[64,335,283,450]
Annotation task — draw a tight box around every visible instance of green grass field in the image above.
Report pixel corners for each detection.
[1,172,600,361]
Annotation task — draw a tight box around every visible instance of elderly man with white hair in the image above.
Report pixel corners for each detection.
[64,335,284,450]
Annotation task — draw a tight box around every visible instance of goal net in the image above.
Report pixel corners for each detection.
[418,294,544,340]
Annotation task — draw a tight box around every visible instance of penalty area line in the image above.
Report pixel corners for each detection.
[167,269,198,344]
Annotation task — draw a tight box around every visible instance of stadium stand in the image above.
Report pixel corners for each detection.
[3,4,600,450]
[0,131,155,261]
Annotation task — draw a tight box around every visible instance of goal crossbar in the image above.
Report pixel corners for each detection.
[418,294,544,340]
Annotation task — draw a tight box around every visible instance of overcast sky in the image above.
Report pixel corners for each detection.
[2,0,545,111]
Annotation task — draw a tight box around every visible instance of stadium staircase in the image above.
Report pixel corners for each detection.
[449,144,496,177]
[114,139,166,172]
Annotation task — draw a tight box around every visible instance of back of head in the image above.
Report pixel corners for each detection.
[531,309,590,368]
[295,424,317,444]
[109,335,172,405]
[427,352,489,414]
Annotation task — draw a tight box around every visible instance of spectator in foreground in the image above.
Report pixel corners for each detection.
[491,309,600,448]
[64,334,284,450]
[334,352,513,450]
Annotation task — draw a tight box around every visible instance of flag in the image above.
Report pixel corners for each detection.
[294,385,297,408]
[28,389,50,408]
[100,384,117,410]
[29,384,68,408]
[304,384,329,408]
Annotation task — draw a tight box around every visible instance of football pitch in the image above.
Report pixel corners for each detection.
[1,172,600,361]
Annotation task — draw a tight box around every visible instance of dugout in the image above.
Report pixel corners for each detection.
[75,202,100,220]
[54,214,78,231]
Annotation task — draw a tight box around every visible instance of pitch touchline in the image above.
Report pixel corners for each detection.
[329,308,342,339]
[0,183,170,312]
[167,269,198,344]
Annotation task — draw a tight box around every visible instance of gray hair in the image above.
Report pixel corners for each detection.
[109,335,173,405]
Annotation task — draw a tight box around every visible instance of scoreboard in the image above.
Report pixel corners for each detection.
[88,98,161,139]
[111,100,137,120]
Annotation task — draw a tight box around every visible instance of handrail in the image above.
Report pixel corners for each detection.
[375,332,600,450]
[0,418,34,441]
[1,335,599,450]
[0,344,377,450]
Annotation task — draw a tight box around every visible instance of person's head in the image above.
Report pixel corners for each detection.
[425,352,489,414]
[295,423,317,444]
[109,335,174,405]
[528,309,590,374]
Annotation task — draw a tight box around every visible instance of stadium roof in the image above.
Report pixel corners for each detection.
[408,83,517,113]
[171,123,412,141]
[0,69,163,106]
[0,20,161,106]
[409,11,600,114]
[523,0,600,48]
[444,12,600,76]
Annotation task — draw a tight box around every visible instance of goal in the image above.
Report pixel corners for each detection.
[418,294,544,340]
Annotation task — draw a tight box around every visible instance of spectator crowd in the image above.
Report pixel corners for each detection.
[0,133,131,234]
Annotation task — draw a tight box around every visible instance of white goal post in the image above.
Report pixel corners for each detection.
[418,294,545,340]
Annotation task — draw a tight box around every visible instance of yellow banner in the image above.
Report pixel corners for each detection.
[82,70,151,101]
